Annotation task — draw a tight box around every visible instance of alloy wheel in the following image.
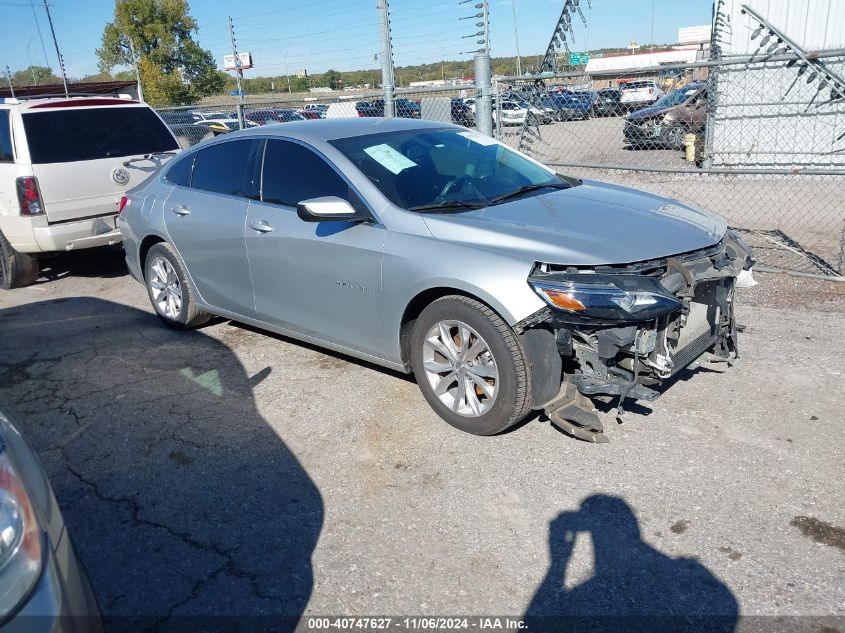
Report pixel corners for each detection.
[148,256,183,319]
[422,320,499,417]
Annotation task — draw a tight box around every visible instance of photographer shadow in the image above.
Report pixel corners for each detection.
[524,495,738,633]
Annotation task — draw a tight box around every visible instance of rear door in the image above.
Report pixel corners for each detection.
[22,102,179,224]
[164,138,261,317]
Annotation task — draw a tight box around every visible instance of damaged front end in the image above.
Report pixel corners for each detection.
[516,231,754,442]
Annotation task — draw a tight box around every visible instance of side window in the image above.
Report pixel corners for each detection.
[261,140,358,208]
[164,154,194,187]
[0,110,13,162]
[191,140,255,197]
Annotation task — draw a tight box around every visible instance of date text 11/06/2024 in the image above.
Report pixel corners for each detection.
[306,617,528,630]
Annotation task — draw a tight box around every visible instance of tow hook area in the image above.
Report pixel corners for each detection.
[543,383,608,443]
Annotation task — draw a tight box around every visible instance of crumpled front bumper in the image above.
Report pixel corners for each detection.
[514,231,754,440]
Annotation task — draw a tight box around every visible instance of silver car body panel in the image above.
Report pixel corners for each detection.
[120,118,728,373]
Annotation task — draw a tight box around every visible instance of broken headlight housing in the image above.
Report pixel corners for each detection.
[529,274,683,323]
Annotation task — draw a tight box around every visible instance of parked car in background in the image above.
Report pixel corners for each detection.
[244,109,305,126]
[463,97,476,114]
[493,100,531,126]
[0,409,102,628]
[298,110,324,120]
[120,118,752,439]
[270,108,307,123]
[624,82,707,149]
[450,98,475,127]
[158,110,217,148]
[0,95,180,289]
[357,99,422,119]
[197,118,260,133]
[619,80,664,110]
[541,93,592,121]
[592,88,623,116]
[303,103,330,116]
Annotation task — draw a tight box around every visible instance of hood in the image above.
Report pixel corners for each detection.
[627,105,669,120]
[420,180,726,266]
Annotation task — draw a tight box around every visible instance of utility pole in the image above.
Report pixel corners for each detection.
[43,0,68,96]
[377,0,395,117]
[511,0,522,76]
[462,0,492,136]
[282,50,292,94]
[5,67,15,99]
[228,16,245,130]
[127,37,144,102]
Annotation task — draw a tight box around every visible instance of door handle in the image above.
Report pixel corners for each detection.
[170,205,190,216]
[249,220,274,233]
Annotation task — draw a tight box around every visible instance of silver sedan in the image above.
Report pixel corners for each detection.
[119,118,752,440]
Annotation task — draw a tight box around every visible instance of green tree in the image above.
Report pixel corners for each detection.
[11,65,61,87]
[96,0,223,106]
[322,69,342,90]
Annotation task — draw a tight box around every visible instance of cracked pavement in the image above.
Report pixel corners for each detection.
[0,247,843,630]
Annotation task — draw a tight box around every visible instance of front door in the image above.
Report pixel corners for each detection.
[245,139,385,357]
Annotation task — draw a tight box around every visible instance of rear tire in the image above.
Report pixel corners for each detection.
[410,295,532,436]
[143,242,211,329]
[0,231,39,290]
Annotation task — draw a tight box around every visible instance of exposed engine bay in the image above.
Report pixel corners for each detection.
[517,230,755,442]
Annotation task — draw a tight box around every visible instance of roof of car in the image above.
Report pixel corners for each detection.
[233,116,456,142]
[0,95,144,111]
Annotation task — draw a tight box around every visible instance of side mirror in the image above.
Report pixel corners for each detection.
[296,196,369,223]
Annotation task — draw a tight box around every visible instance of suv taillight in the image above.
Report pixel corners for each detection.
[117,195,129,215]
[16,177,44,216]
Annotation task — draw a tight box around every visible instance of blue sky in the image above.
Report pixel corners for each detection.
[1,0,711,80]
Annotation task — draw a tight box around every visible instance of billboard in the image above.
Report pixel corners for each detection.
[223,52,253,71]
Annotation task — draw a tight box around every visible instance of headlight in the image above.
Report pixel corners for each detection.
[0,446,43,618]
[529,275,682,322]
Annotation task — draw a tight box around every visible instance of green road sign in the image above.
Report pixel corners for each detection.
[569,52,590,65]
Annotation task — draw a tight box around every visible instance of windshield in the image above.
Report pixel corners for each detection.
[329,128,561,211]
[653,86,701,108]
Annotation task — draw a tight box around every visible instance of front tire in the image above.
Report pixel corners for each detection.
[0,231,39,290]
[144,242,210,329]
[410,296,532,435]
[662,123,687,150]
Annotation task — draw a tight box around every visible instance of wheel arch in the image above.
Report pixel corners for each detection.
[398,284,516,368]
[138,233,167,278]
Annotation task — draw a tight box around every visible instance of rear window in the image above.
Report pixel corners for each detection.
[22,106,178,164]
[622,81,654,90]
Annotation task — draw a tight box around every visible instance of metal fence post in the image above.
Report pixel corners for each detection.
[378,0,396,118]
[228,16,245,130]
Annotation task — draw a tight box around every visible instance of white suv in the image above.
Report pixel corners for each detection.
[0,95,180,288]
[619,80,664,110]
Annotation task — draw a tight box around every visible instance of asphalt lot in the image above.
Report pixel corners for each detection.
[0,247,844,631]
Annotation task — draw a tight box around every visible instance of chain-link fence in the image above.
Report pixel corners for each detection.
[496,50,845,278]
[156,86,474,146]
[156,54,845,278]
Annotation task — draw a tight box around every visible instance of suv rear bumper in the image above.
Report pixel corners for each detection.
[29,216,122,253]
